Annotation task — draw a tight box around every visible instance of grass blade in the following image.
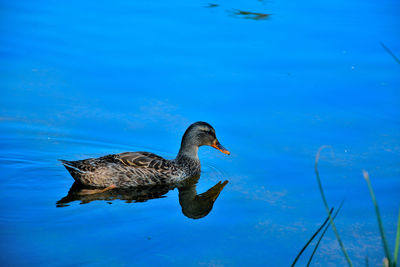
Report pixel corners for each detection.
[363,170,392,264]
[291,207,334,266]
[380,42,400,65]
[307,201,344,267]
[394,209,400,267]
[315,146,353,267]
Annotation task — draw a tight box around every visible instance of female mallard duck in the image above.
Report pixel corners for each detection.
[60,122,230,188]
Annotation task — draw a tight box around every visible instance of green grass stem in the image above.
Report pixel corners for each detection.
[363,170,392,265]
[315,146,353,267]
[380,42,400,65]
[291,207,334,266]
[307,201,344,267]
[394,209,400,267]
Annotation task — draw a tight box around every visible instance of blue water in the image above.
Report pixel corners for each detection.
[1,0,399,266]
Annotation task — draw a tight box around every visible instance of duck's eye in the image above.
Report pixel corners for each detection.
[205,130,216,138]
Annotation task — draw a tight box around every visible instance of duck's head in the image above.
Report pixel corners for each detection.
[179,122,230,157]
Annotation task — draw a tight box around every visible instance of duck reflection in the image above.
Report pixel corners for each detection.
[57,176,228,219]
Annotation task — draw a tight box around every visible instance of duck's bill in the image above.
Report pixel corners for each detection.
[211,140,230,155]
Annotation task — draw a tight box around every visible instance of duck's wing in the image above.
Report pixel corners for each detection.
[60,152,170,174]
[60,152,178,187]
[115,152,171,171]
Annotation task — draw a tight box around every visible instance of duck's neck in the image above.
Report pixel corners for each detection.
[175,132,201,176]
[176,143,199,161]
[177,144,199,160]
[175,142,201,176]
[176,135,200,160]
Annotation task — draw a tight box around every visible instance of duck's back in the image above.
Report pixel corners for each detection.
[60,152,182,188]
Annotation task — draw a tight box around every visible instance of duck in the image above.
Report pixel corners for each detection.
[60,121,230,189]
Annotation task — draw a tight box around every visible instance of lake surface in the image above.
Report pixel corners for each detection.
[0,0,399,266]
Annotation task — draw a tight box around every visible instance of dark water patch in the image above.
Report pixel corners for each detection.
[230,9,270,20]
[204,3,219,8]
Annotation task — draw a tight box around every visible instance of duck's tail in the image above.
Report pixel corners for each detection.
[59,159,87,180]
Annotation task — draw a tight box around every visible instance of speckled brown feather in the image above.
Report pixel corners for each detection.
[62,152,174,187]
[60,151,199,188]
